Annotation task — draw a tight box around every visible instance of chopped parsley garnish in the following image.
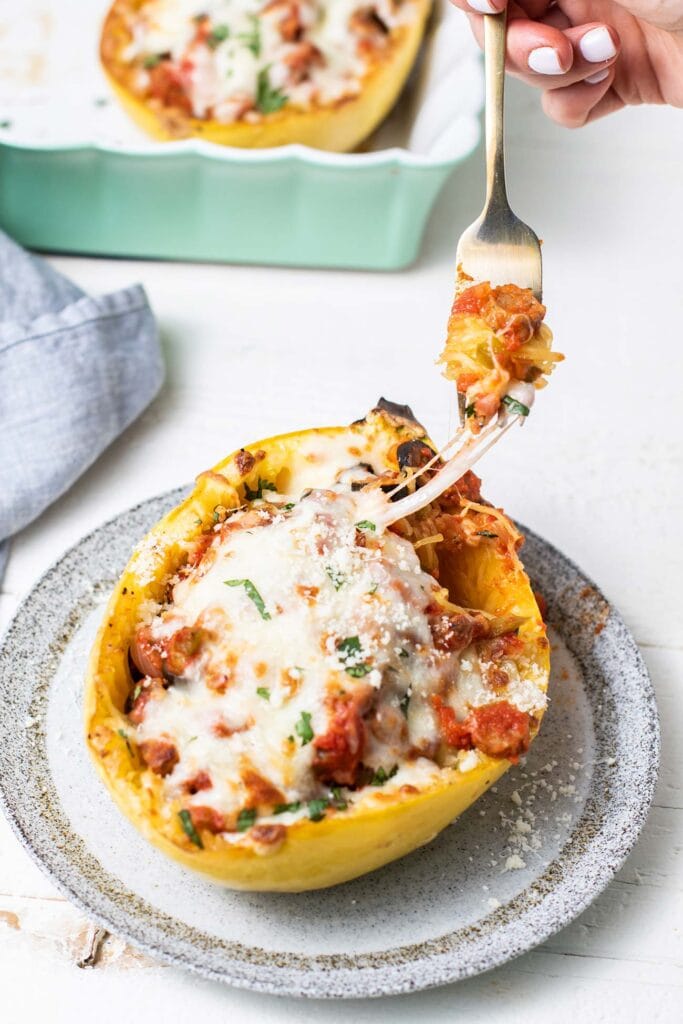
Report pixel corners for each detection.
[275,801,302,815]
[371,765,399,786]
[256,686,270,701]
[212,503,228,523]
[255,68,288,114]
[0,118,13,128]
[207,24,230,48]
[476,530,499,539]
[282,502,296,511]
[501,394,530,417]
[178,809,203,848]
[237,808,257,831]
[238,15,261,57]
[465,403,476,418]
[399,693,410,716]
[337,636,371,677]
[308,798,329,822]
[367,583,378,595]
[224,578,271,620]
[295,710,314,745]
[330,787,347,810]
[355,520,376,531]
[132,684,142,702]
[194,516,203,527]
[244,478,277,501]
[398,648,410,659]
[325,565,346,591]
[143,53,164,69]
[117,728,133,755]
[344,663,371,678]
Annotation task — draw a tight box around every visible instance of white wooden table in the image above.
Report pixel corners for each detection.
[1,80,682,1022]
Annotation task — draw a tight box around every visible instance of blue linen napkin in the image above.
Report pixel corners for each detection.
[0,231,164,583]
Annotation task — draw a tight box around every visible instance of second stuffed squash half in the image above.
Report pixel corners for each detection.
[100,0,432,151]
[85,400,549,891]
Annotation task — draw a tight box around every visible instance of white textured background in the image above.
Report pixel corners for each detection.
[1,75,682,1022]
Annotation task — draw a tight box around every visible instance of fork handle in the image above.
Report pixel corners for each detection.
[483,11,509,210]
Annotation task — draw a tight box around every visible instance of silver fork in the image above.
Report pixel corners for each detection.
[454,11,544,428]
[456,11,543,304]
[375,15,543,528]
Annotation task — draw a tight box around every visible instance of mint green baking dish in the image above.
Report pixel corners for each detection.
[0,139,474,271]
[0,0,482,269]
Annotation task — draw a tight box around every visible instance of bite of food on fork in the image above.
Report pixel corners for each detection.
[372,273,562,529]
[369,9,564,529]
[441,274,563,431]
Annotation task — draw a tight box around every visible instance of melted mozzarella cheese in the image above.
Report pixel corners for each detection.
[135,484,547,827]
[122,0,418,120]
[137,490,446,816]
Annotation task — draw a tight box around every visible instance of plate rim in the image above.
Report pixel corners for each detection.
[0,489,660,998]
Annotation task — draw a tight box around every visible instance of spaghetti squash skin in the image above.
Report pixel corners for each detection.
[85,404,549,891]
[100,0,431,151]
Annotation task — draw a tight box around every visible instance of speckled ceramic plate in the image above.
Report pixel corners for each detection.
[0,489,659,998]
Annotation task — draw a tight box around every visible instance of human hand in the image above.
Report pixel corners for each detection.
[449,0,683,126]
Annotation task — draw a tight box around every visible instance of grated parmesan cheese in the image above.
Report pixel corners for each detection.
[504,854,526,871]
[130,472,547,832]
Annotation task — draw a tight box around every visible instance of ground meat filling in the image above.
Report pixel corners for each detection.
[183,771,212,794]
[440,280,561,431]
[128,676,167,724]
[129,625,163,677]
[451,282,546,350]
[188,805,226,834]
[430,611,489,653]
[469,702,531,761]
[139,737,179,776]
[312,691,369,786]
[432,697,531,762]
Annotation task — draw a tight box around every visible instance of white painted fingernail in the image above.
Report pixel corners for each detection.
[585,69,610,84]
[468,0,500,13]
[579,27,617,63]
[528,47,564,75]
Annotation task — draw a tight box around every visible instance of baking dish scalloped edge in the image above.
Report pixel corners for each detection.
[0,2,483,269]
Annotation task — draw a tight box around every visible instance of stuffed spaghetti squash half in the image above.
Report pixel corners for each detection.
[100,0,431,151]
[85,400,549,891]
